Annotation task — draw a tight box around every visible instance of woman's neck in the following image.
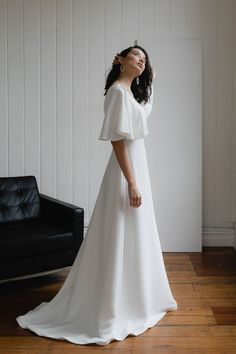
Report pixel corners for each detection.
[116,73,136,90]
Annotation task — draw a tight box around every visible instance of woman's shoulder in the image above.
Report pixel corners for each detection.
[107,82,124,94]
[105,83,125,102]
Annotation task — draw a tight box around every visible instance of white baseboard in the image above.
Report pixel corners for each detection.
[202,222,236,249]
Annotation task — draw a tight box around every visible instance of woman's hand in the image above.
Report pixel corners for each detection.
[128,183,142,208]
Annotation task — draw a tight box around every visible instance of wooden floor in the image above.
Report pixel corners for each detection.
[1,246,236,354]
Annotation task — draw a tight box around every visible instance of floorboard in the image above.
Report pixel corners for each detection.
[0,246,236,353]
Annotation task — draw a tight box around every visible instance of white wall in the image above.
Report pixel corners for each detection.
[0,0,235,247]
[143,39,202,251]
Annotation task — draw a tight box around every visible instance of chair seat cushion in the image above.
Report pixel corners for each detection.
[0,219,74,261]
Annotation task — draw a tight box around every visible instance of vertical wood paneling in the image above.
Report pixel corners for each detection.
[202,0,217,222]
[72,0,89,223]
[215,0,234,221]
[8,0,24,176]
[233,1,236,221]
[104,0,121,165]
[56,0,73,202]
[88,0,105,217]
[138,0,154,39]
[0,0,8,176]
[0,0,235,236]
[105,0,121,56]
[40,0,57,196]
[186,0,203,39]
[121,0,137,48]
[154,0,170,38]
[24,0,40,183]
[170,0,187,38]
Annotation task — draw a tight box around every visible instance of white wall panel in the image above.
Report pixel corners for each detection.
[233,1,236,223]
[121,0,138,48]
[186,0,202,39]
[215,0,234,221]
[88,0,105,217]
[72,0,89,223]
[154,0,170,38]
[40,0,57,196]
[8,0,24,176]
[170,0,186,38]
[104,0,122,165]
[143,39,202,252]
[0,0,8,176]
[24,0,40,183]
[138,0,154,39]
[202,0,217,222]
[56,0,73,202]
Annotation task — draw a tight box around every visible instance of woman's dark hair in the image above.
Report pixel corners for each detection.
[104,45,153,105]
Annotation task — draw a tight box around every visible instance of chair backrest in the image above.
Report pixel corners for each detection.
[0,176,40,224]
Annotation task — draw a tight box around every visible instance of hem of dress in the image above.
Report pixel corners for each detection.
[16,304,178,346]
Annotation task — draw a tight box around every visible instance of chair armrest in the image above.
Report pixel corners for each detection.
[39,193,84,238]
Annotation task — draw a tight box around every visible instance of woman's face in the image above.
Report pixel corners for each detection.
[122,48,146,76]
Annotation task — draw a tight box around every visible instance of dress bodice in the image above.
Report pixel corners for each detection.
[98,83,154,142]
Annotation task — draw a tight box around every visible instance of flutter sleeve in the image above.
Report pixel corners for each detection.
[98,86,133,141]
[142,83,154,118]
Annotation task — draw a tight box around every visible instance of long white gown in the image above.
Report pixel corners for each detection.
[16,82,178,345]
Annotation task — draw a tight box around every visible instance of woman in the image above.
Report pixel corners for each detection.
[16,45,178,345]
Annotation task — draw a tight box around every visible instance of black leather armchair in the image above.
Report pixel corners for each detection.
[0,175,84,281]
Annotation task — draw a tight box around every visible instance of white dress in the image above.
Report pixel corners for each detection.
[16,82,178,346]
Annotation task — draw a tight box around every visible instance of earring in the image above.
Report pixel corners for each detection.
[120,64,125,72]
[136,77,140,85]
